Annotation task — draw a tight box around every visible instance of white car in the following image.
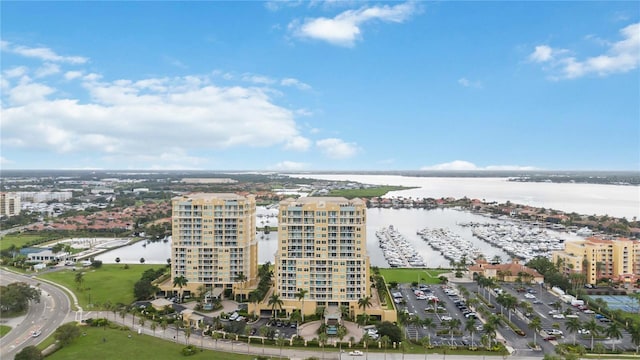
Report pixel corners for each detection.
[578,329,591,335]
[524,293,536,299]
[552,314,565,319]
[546,329,563,336]
[349,350,364,356]
[441,316,453,321]
[583,309,595,314]
[31,330,42,338]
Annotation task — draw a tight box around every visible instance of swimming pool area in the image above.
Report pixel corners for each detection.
[589,295,640,313]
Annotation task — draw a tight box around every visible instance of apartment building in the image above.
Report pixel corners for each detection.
[168,193,257,298]
[274,197,370,318]
[553,237,640,286]
[0,192,21,217]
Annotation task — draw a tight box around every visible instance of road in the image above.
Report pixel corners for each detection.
[0,269,72,359]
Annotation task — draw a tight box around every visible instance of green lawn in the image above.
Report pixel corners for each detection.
[38,264,163,308]
[45,326,257,360]
[325,186,413,198]
[0,325,11,337]
[0,233,55,251]
[379,268,448,284]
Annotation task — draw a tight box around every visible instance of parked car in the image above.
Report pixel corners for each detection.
[552,314,565,319]
[349,350,364,356]
[578,329,590,335]
[543,335,557,341]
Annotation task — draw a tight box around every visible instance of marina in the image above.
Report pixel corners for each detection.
[376,225,427,267]
[463,222,567,263]
[417,227,483,265]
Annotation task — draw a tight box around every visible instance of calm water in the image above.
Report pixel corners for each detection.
[97,207,584,267]
[288,174,640,219]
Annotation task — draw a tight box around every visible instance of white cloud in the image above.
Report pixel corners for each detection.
[289,1,419,47]
[529,45,554,62]
[272,160,309,170]
[2,72,312,164]
[8,82,55,105]
[285,136,312,151]
[420,160,537,171]
[64,71,83,80]
[281,77,312,90]
[2,41,88,64]
[4,66,29,78]
[241,73,276,85]
[316,138,359,159]
[0,156,13,165]
[458,77,482,88]
[35,63,61,78]
[530,22,640,79]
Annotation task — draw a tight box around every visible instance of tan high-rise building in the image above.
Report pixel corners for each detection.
[274,197,370,318]
[0,192,21,218]
[553,237,640,286]
[170,193,257,298]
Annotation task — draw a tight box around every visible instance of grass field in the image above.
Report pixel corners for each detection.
[45,326,256,360]
[326,186,413,199]
[0,233,55,251]
[379,268,449,284]
[38,264,164,308]
[0,325,11,337]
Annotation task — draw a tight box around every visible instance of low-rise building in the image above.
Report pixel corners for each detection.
[468,258,544,284]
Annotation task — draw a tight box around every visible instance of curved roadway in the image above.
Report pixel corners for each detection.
[1,269,72,359]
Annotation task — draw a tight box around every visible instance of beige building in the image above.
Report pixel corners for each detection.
[0,192,21,217]
[553,237,640,286]
[468,258,544,284]
[274,197,371,319]
[164,193,257,299]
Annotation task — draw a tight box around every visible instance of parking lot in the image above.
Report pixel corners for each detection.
[395,283,484,347]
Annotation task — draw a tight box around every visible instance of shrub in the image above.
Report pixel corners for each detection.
[181,345,198,356]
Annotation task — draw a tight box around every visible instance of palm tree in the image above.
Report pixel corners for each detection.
[565,317,582,345]
[172,275,188,301]
[184,321,191,345]
[583,318,603,350]
[294,288,308,322]
[381,335,390,360]
[465,318,477,348]
[337,326,347,353]
[161,319,168,338]
[422,318,435,346]
[629,292,640,316]
[150,321,157,336]
[319,332,328,360]
[448,318,461,345]
[528,316,542,345]
[75,271,84,290]
[630,322,640,354]
[358,296,372,314]
[259,326,269,355]
[362,332,371,359]
[212,331,222,349]
[268,293,284,319]
[604,322,622,352]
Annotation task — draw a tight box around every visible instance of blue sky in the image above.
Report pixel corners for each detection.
[1,1,639,171]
